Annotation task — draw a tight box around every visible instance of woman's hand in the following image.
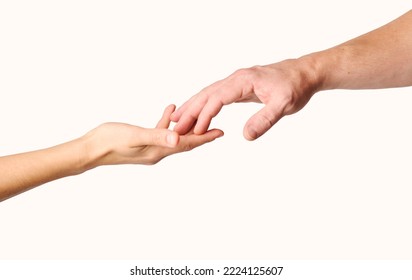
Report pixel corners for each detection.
[0,104,223,202]
[84,104,223,167]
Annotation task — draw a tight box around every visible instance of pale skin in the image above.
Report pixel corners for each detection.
[0,105,223,202]
[2,11,411,202]
[171,10,412,140]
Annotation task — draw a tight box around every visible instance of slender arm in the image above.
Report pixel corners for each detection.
[0,138,89,201]
[0,105,223,202]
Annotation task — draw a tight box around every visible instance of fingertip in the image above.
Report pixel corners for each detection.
[173,122,184,134]
[215,129,224,138]
[156,105,176,129]
[243,125,258,141]
[164,104,176,116]
[168,103,176,111]
[173,119,194,135]
[170,110,180,122]
[205,128,224,141]
[166,131,179,147]
[194,125,207,135]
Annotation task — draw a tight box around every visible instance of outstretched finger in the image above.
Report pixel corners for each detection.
[176,128,224,153]
[156,104,176,129]
[173,96,208,135]
[176,74,252,135]
[170,95,197,122]
[194,96,224,135]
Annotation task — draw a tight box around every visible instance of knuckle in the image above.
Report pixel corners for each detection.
[232,66,263,89]
[249,65,264,72]
[233,68,251,78]
[97,122,113,131]
[234,65,262,78]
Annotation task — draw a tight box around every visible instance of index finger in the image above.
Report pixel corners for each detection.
[173,95,207,135]
[179,81,248,135]
[156,104,176,129]
[170,95,197,123]
[173,69,252,135]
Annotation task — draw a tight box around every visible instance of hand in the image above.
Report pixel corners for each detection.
[171,58,320,140]
[0,104,222,202]
[83,104,223,167]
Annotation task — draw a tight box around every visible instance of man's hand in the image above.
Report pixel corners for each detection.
[171,58,320,140]
[171,10,412,140]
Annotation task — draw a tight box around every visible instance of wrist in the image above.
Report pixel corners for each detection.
[297,52,329,93]
[301,45,353,91]
[76,130,109,173]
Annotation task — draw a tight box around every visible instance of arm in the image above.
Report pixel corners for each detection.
[0,105,223,202]
[316,10,412,90]
[171,10,412,140]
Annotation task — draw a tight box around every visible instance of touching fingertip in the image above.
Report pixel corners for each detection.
[194,125,206,135]
[166,132,179,147]
[167,104,176,113]
[171,113,181,123]
[173,124,183,134]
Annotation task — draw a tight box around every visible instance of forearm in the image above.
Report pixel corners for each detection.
[0,114,222,201]
[305,10,412,91]
[0,137,94,202]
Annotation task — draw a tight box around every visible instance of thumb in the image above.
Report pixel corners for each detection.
[243,103,283,141]
[138,128,179,148]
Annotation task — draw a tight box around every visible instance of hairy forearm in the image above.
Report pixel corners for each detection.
[0,137,93,202]
[305,10,412,91]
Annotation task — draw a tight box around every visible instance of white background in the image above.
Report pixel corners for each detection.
[2,260,412,280]
[0,0,411,260]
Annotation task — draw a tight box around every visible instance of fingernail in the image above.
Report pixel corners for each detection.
[167,133,174,145]
[166,133,178,146]
[247,127,258,140]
